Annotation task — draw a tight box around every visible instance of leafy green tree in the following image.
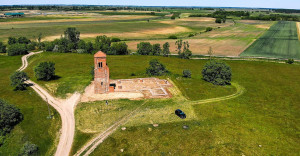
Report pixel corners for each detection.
[0,42,6,53]
[162,42,170,57]
[52,38,70,53]
[215,18,222,23]
[34,62,55,81]
[43,41,55,51]
[111,38,121,42]
[27,42,37,51]
[175,39,183,54]
[18,37,31,44]
[86,42,94,54]
[151,44,161,56]
[183,69,192,78]
[206,27,213,32]
[10,71,29,91]
[77,40,86,49]
[94,35,111,53]
[137,42,152,55]
[202,60,232,85]
[7,44,28,56]
[168,35,177,39]
[8,37,17,45]
[178,41,192,59]
[64,27,80,44]
[286,59,294,64]
[0,99,23,143]
[19,141,38,156]
[109,42,128,55]
[146,59,168,76]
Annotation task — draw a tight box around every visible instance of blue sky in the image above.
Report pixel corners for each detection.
[1,0,300,9]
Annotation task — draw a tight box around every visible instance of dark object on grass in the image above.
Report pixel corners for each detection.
[175,109,186,119]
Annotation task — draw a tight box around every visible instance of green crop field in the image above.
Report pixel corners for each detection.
[0,55,60,155]
[241,21,300,59]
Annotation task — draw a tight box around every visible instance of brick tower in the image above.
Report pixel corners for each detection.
[94,51,110,94]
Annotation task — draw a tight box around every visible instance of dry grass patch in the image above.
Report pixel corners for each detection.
[297,22,300,40]
[127,39,248,56]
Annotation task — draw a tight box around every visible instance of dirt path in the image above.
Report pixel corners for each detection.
[297,22,300,41]
[18,52,80,156]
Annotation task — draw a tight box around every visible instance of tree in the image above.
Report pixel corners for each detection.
[111,38,121,42]
[215,18,222,23]
[52,38,70,53]
[10,71,29,91]
[162,42,170,57]
[206,27,213,32]
[7,44,28,56]
[146,59,168,76]
[19,141,38,156]
[0,42,6,53]
[86,42,94,54]
[77,40,86,50]
[151,44,161,56]
[94,35,111,53]
[0,99,23,140]
[8,37,17,45]
[168,35,177,39]
[207,47,214,62]
[175,39,183,55]
[64,27,80,44]
[18,37,31,44]
[43,41,55,51]
[285,59,294,64]
[34,62,55,81]
[178,41,192,59]
[202,60,232,85]
[109,42,128,55]
[183,69,192,78]
[137,42,152,55]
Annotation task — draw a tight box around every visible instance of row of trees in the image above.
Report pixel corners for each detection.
[137,42,170,56]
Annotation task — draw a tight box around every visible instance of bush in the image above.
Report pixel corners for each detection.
[10,71,29,91]
[183,70,192,78]
[111,38,121,42]
[77,40,86,49]
[94,35,111,53]
[8,37,17,45]
[109,42,128,55]
[0,99,23,137]
[137,42,152,55]
[52,38,70,53]
[43,41,55,51]
[202,60,232,85]
[27,42,37,51]
[18,37,31,44]
[168,35,178,39]
[7,44,28,56]
[151,44,161,56]
[171,15,176,20]
[19,141,38,156]
[34,62,55,81]
[146,59,168,76]
[86,42,94,54]
[188,33,195,37]
[0,42,6,53]
[206,27,213,32]
[215,18,222,23]
[286,59,294,64]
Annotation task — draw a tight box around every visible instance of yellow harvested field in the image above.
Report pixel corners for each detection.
[43,26,190,41]
[0,15,153,25]
[126,39,250,56]
[297,22,300,40]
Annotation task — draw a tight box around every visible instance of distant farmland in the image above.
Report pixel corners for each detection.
[241,21,300,59]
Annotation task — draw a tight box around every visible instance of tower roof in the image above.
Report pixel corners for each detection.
[94,51,106,57]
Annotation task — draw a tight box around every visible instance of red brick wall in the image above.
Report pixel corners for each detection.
[94,56,110,94]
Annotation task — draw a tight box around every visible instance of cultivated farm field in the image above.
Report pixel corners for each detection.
[241,21,300,59]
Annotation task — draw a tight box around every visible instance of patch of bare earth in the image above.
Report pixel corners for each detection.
[43,26,190,41]
[127,39,248,56]
[297,22,300,40]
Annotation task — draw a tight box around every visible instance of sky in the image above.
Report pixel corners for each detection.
[1,0,300,10]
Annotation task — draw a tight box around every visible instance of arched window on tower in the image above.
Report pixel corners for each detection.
[98,62,103,68]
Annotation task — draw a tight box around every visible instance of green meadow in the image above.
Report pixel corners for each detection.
[0,55,60,155]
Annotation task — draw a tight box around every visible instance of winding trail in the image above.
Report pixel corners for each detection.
[18,52,80,156]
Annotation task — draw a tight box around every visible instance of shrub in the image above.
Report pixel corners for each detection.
[0,99,23,136]
[27,42,37,51]
[8,37,17,45]
[52,38,70,53]
[0,42,6,53]
[168,35,177,39]
[19,141,38,156]
[137,42,152,55]
[7,44,28,56]
[215,18,222,23]
[202,60,232,85]
[188,33,195,37]
[94,35,111,53]
[77,40,86,49]
[18,37,31,44]
[109,42,128,55]
[171,15,176,20]
[10,71,29,91]
[86,42,94,54]
[130,73,136,76]
[146,59,168,76]
[43,41,55,51]
[34,62,55,81]
[206,27,213,32]
[183,69,192,78]
[286,59,294,64]
[151,44,161,56]
[111,38,121,42]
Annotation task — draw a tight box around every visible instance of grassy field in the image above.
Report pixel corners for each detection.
[25,52,236,99]
[241,21,300,59]
[126,19,274,56]
[0,55,60,155]
[90,59,300,155]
